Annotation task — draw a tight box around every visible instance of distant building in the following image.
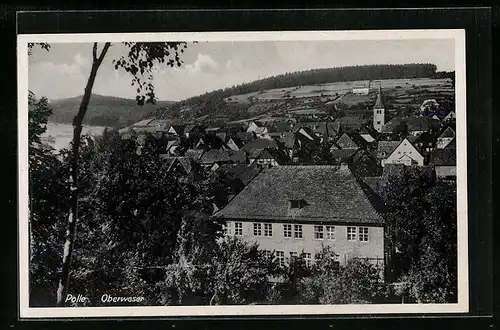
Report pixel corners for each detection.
[436,126,456,149]
[373,85,386,133]
[429,146,456,180]
[215,165,386,268]
[352,81,371,95]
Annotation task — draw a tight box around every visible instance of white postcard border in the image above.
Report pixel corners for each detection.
[18,29,468,318]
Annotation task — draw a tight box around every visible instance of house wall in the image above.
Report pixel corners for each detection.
[383,139,424,167]
[353,87,370,95]
[224,220,385,267]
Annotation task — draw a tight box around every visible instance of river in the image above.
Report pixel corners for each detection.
[41,122,107,152]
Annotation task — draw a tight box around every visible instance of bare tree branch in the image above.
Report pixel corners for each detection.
[92,43,98,62]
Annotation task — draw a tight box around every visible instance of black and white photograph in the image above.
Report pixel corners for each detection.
[18,29,468,317]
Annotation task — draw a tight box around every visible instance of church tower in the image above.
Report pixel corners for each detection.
[373,83,386,133]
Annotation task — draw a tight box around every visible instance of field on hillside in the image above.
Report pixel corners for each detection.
[223,78,452,105]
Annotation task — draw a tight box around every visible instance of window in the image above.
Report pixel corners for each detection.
[234,222,243,236]
[294,224,303,239]
[347,227,357,241]
[359,227,369,242]
[314,253,322,263]
[290,252,298,260]
[376,121,381,125]
[253,223,262,236]
[276,251,285,266]
[283,224,292,238]
[223,222,232,235]
[264,223,273,237]
[289,199,305,209]
[326,226,335,240]
[303,253,312,267]
[314,225,324,239]
[263,250,273,259]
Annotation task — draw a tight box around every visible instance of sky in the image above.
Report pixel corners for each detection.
[28,39,455,102]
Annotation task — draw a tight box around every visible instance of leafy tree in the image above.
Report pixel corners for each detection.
[297,247,385,304]
[32,41,191,305]
[158,237,276,306]
[28,93,69,306]
[379,167,457,302]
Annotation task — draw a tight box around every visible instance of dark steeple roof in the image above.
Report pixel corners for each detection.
[373,85,386,109]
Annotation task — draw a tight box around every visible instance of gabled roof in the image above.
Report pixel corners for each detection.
[218,164,262,186]
[160,156,195,174]
[376,141,401,159]
[227,137,245,149]
[196,135,226,149]
[215,165,385,225]
[429,149,456,166]
[216,132,228,142]
[335,133,359,149]
[168,125,185,135]
[438,126,456,139]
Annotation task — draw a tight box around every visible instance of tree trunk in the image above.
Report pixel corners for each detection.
[56,42,110,306]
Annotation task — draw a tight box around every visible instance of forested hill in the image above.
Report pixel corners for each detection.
[178,63,442,107]
[48,94,175,127]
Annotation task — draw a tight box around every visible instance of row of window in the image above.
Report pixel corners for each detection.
[223,223,370,242]
[263,250,340,267]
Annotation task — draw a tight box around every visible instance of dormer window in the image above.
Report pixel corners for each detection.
[289,199,306,209]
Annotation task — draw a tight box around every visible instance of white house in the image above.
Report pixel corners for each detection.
[377,138,424,167]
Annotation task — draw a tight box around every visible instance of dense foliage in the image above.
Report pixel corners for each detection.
[379,167,457,303]
[28,93,69,306]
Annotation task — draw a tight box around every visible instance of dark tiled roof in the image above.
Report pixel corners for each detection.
[215,165,385,225]
[373,87,386,109]
[200,149,232,164]
[335,133,358,149]
[429,149,456,166]
[219,164,262,186]
[200,149,246,164]
[242,138,278,151]
[444,138,456,149]
[330,148,358,161]
[376,141,401,159]
[382,116,435,134]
